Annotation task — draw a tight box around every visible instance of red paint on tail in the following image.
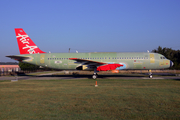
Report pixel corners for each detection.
[15,28,46,54]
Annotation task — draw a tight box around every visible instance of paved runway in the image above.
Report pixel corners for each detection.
[0,73,180,81]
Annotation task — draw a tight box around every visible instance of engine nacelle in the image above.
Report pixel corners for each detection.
[76,65,94,71]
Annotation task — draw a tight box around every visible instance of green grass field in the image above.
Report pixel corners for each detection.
[0,79,180,120]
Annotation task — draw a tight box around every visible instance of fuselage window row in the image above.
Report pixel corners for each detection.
[48,57,149,60]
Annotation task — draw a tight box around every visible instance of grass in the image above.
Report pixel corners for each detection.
[0,79,180,120]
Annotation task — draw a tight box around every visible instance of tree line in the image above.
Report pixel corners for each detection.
[152,46,180,69]
[19,62,53,71]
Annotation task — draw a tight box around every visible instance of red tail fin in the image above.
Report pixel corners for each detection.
[15,28,46,54]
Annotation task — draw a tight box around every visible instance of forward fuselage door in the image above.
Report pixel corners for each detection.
[149,54,155,63]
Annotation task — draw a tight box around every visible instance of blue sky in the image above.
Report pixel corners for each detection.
[0,0,180,62]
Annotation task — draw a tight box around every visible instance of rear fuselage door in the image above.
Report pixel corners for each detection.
[40,54,45,64]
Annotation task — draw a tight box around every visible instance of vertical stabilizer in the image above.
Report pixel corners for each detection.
[15,28,46,54]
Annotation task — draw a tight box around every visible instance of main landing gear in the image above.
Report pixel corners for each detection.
[92,73,98,79]
[149,70,153,78]
[92,69,99,79]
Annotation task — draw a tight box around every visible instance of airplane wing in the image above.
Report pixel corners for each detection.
[69,58,123,71]
[69,58,107,66]
[6,55,30,61]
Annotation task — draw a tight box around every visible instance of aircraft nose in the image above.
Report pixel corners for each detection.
[170,61,174,67]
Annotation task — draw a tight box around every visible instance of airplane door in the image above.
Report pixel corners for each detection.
[40,55,45,64]
[149,54,155,63]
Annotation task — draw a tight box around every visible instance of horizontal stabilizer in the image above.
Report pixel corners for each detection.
[6,55,30,61]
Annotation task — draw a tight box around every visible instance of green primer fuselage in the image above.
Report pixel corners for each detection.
[20,52,171,71]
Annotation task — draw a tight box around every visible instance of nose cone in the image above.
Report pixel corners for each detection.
[170,61,174,67]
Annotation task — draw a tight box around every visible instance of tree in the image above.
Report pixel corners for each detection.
[152,46,180,69]
[19,62,39,71]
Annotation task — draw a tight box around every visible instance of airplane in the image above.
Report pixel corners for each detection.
[6,28,173,79]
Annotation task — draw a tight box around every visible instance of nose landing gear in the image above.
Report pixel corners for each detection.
[149,70,153,78]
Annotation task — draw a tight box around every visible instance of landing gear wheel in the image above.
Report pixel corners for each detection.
[92,74,97,79]
[148,70,152,79]
[149,75,153,78]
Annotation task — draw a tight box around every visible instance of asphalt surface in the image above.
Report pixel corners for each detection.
[0,72,180,81]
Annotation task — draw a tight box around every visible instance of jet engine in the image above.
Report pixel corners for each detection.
[76,65,94,71]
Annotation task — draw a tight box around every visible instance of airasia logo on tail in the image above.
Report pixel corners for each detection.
[15,28,45,54]
[16,33,38,54]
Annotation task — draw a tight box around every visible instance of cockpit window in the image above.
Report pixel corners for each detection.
[160,56,166,59]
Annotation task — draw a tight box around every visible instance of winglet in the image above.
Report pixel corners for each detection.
[15,28,46,54]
